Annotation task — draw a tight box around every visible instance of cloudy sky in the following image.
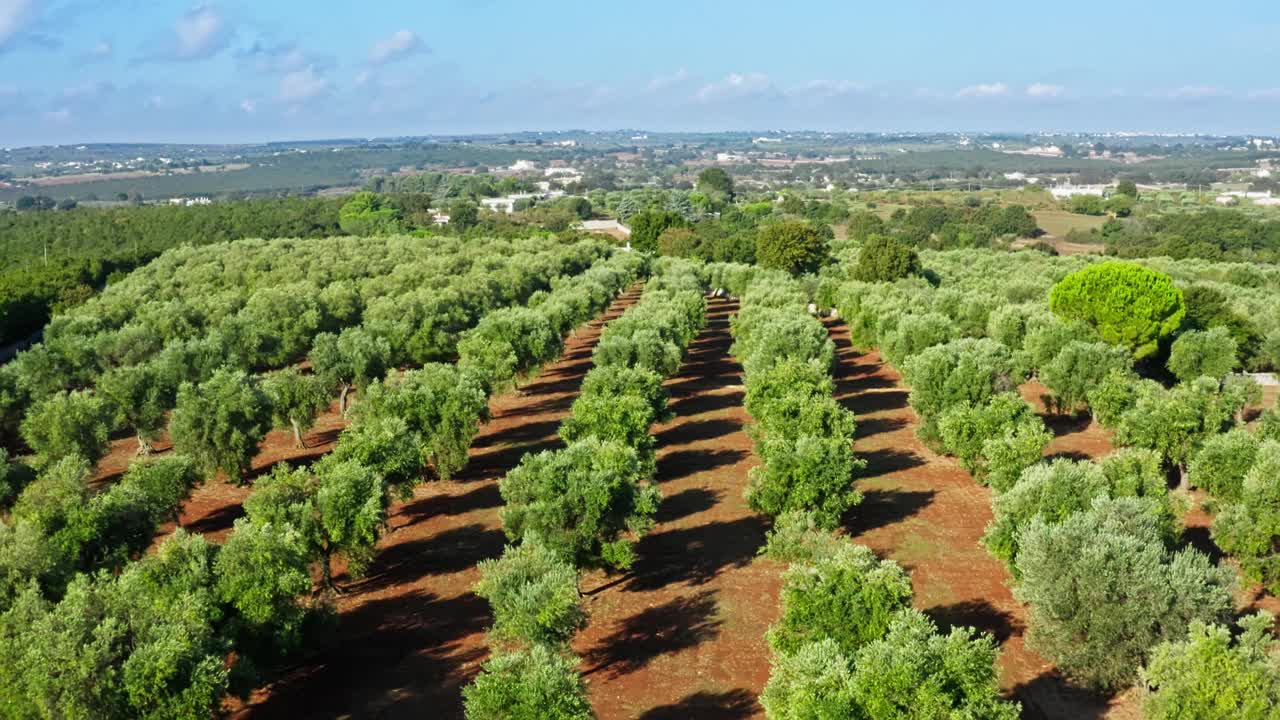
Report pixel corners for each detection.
[2,0,1278,146]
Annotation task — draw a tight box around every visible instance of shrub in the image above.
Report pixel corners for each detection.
[475,541,586,648]
[1142,613,1280,720]
[1189,429,1260,502]
[170,369,273,485]
[760,638,859,719]
[983,458,1110,571]
[747,434,864,529]
[851,609,1020,720]
[19,390,113,467]
[767,544,912,657]
[1049,262,1185,359]
[1039,341,1132,414]
[1259,408,1280,442]
[499,438,661,571]
[1212,441,1280,594]
[1016,497,1234,689]
[462,645,594,720]
[755,221,829,276]
[851,234,921,282]
[901,339,1017,444]
[1168,327,1239,382]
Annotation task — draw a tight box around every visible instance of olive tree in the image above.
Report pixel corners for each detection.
[311,457,386,590]
[1212,441,1280,594]
[767,543,913,657]
[214,518,313,654]
[1015,497,1234,690]
[747,434,864,530]
[938,392,1041,480]
[760,638,859,719]
[1113,377,1241,489]
[983,459,1111,572]
[462,645,594,720]
[880,312,956,366]
[498,438,661,571]
[1039,341,1132,415]
[851,234,921,283]
[1189,429,1260,502]
[263,367,332,448]
[901,338,1017,444]
[1049,261,1185,359]
[982,422,1054,493]
[97,362,171,455]
[1142,613,1280,720]
[755,221,829,276]
[19,390,114,467]
[170,369,274,485]
[474,540,586,648]
[1167,327,1239,382]
[309,327,391,415]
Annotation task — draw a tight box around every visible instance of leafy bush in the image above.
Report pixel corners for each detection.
[1212,441,1280,594]
[880,312,956,366]
[767,543,912,657]
[755,221,829,276]
[462,645,594,720]
[499,438,661,571]
[1015,497,1234,689]
[760,638,859,718]
[19,390,113,467]
[983,458,1110,571]
[759,510,846,563]
[1142,613,1280,720]
[1168,327,1239,382]
[1039,340,1132,414]
[170,369,273,485]
[901,339,1017,443]
[1048,262,1185,359]
[982,422,1054,493]
[852,234,922,282]
[747,434,864,529]
[1189,429,1260,502]
[851,609,1020,720]
[475,541,586,648]
[938,392,1041,480]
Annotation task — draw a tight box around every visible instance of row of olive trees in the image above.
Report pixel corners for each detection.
[0,249,647,720]
[722,264,865,529]
[464,259,706,720]
[1,235,613,442]
[755,513,1020,718]
[837,254,1280,714]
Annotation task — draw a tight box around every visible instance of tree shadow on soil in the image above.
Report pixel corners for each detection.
[668,389,745,416]
[625,516,767,591]
[859,447,926,476]
[1181,524,1226,564]
[655,418,743,446]
[1042,411,1094,438]
[182,503,245,537]
[1012,671,1112,720]
[926,599,1022,644]
[842,390,910,415]
[583,590,722,679]
[855,415,909,439]
[844,488,935,537]
[655,487,722,523]
[657,448,748,483]
[394,483,502,529]
[346,524,505,595]
[244,590,490,720]
[636,689,759,720]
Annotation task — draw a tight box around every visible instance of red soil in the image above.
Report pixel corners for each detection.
[572,297,781,719]
[827,321,1138,720]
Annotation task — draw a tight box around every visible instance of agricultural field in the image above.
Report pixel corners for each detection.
[3,216,1280,720]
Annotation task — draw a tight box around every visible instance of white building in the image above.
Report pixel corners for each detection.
[1050,184,1107,199]
[509,160,538,173]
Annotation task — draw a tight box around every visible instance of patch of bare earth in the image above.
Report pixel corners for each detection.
[573,297,781,719]
[827,321,1138,720]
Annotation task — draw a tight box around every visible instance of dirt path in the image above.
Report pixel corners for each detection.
[826,320,1136,720]
[572,297,781,719]
[226,289,640,719]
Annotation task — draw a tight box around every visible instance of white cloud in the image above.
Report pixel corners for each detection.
[646,68,688,92]
[44,107,71,124]
[280,65,329,104]
[169,4,232,61]
[0,0,37,51]
[1166,85,1229,100]
[369,29,423,65]
[239,98,255,113]
[1026,83,1064,98]
[1248,88,1280,100]
[696,72,773,102]
[791,79,868,100]
[88,39,112,58]
[957,82,1009,98]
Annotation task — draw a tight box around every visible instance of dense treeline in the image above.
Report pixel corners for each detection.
[1100,209,1280,263]
[842,202,1041,252]
[829,243,1280,712]
[0,237,643,718]
[0,198,344,345]
[463,260,705,718]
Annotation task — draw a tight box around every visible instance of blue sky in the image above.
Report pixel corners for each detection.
[2,0,1278,146]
